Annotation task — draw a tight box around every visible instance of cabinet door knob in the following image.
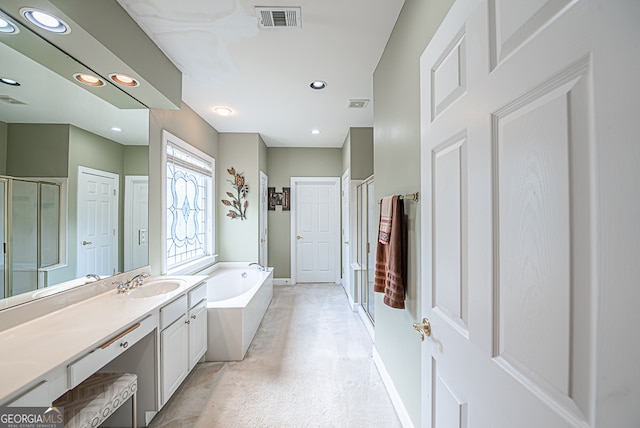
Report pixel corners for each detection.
[191,315,197,319]
[120,341,129,349]
[185,320,190,324]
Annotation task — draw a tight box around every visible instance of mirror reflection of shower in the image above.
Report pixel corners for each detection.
[0,176,62,299]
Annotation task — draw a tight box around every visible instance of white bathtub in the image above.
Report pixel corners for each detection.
[204,266,273,361]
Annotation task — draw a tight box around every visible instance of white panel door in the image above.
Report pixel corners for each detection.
[420,0,639,426]
[78,167,118,277]
[124,176,148,271]
[259,171,268,267]
[294,179,339,283]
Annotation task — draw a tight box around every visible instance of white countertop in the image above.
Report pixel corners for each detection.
[0,275,207,404]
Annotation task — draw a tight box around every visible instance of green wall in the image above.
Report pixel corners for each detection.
[148,102,219,275]
[349,127,374,180]
[266,147,342,278]
[6,124,69,177]
[124,145,149,176]
[372,0,454,425]
[217,133,262,263]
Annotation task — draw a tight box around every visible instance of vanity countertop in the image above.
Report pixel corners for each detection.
[0,275,207,404]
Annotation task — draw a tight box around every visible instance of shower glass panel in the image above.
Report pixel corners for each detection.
[11,180,39,296]
[0,180,5,299]
[357,176,376,324]
[40,183,60,267]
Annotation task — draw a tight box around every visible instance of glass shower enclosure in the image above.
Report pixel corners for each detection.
[0,177,61,299]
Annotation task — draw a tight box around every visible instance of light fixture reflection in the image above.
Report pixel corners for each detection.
[0,17,18,34]
[74,73,105,87]
[109,73,139,87]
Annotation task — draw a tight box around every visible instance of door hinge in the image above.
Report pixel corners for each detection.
[2,242,5,254]
[113,189,116,196]
[113,229,116,236]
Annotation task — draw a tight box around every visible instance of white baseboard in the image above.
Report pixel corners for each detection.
[358,306,375,340]
[373,347,414,428]
[273,278,291,285]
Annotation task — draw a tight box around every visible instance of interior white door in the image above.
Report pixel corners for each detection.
[124,175,148,271]
[419,0,638,426]
[341,170,351,297]
[294,179,339,283]
[78,167,118,277]
[259,171,268,267]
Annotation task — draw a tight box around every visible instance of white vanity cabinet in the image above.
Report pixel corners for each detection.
[159,281,207,406]
[187,282,207,370]
[159,295,189,405]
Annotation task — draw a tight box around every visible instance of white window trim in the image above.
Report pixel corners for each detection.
[161,130,216,275]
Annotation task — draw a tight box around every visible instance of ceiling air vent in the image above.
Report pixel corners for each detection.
[0,95,26,105]
[256,7,301,29]
[348,99,369,109]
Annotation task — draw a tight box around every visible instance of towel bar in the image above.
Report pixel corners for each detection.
[378,192,419,204]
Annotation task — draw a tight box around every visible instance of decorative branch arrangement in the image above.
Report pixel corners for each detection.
[221,167,249,220]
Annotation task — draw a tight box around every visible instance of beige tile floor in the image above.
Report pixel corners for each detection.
[148,283,402,428]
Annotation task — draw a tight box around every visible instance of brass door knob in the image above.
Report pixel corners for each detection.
[296,235,303,240]
[82,240,92,246]
[413,318,431,341]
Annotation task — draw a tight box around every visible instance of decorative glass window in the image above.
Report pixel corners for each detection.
[164,132,214,271]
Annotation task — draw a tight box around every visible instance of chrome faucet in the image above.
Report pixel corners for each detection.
[113,280,129,294]
[249,262,267,271]
[127,273,150,288]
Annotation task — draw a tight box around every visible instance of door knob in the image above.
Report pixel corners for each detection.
[82,240,92,246]
[296,235,303,240]
[413,318,431,341]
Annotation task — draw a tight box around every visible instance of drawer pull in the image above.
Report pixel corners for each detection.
[120,341,129,349]
[99,323,140,349]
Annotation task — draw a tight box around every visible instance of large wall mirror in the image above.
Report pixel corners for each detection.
[0,9,150,310]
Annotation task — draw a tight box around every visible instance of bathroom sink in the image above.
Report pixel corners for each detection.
[128,279,184,298]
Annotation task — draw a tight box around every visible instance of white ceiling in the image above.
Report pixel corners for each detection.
[116,0,405,148]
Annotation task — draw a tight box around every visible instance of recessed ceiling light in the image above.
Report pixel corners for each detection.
[73,73,105,87]
[311,129,321,135]
[310,81,327,90]
[21,8,70,34]
[215,107,232,116]
[0,16,18,34]
[0,77,20,86]
[110,127,122,132]
[109,73,139,87]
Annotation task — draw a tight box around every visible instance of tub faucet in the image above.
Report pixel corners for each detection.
[85,273,100,282]
[249,262,267,271]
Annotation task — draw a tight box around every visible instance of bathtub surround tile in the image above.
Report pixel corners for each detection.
[149,283,401,428]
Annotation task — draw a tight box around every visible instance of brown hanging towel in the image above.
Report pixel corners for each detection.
[374,195,406,309]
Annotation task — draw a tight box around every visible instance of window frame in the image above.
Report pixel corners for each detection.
[161,130,216,275]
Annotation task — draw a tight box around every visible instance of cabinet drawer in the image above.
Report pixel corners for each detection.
[160,295,187,330]
[188,282,207,308]
[68,315,155,389]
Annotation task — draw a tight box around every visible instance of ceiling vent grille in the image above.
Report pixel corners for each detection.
[348,99,369,109]
[256,7,301,29]
[0,95,26,105]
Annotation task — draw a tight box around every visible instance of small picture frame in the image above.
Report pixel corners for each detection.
[268,187,276,210]
[282,187,290,211]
